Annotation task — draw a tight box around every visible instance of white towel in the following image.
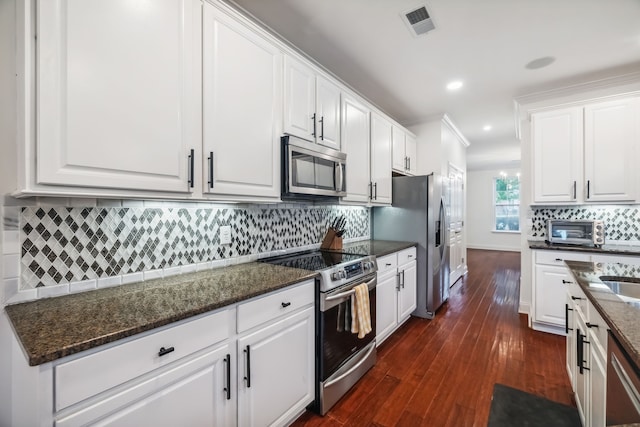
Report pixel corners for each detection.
[350,283,372,339]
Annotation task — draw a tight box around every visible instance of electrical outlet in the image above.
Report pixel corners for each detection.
[220,225,231,245]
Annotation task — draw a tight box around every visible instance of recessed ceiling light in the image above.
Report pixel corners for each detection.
[446,80,463,91]
[483,125,492,131]
[525,56,556,70]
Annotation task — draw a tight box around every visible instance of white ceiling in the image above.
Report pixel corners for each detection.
[229,0,640,169]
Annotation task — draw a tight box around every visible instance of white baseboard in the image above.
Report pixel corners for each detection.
[518,302,530,316]
[467,244,521,252]
[531,321,566,337]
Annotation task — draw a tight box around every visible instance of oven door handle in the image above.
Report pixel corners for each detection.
[325,277,376,302]
[324,342,376,387]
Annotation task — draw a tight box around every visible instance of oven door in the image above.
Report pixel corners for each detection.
[282,135,346,198]
[319,275,376,381]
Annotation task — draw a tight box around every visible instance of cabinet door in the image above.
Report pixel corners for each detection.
[398,262,417,320]
[316,75,342,150]
[534,264,569,327]
[566,293,576,389]
[584,98,639,202]
[370,112,392,205]
[37,0,199,193]
[405,134,417,175]
[532,108,583,203]
[590,343,606,427]
[283,56,316,142]
[392,125,406,172]
[203,4,282,200]
[57,344,234,427]
[237,307,314,427]
[341,96,371,203]
[575,311,589,427]
[376,270,399,346]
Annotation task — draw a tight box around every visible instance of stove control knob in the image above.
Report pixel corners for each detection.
[332,270,346,281]
[363,261,373,271]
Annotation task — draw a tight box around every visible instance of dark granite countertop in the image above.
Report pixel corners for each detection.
[5,263,317,366]
[565,260,640,368]
[337,240,417,257]
[529,239,640,256]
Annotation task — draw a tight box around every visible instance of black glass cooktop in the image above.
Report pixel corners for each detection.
[260,250,366,271]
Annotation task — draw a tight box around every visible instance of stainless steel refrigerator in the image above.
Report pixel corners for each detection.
[372,174,450,319]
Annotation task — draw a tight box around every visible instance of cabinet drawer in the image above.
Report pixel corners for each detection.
[397,247,417,266]
[376,254,397,276]
[570,286,589,318]
[237,279,314,333]
[587,303,608,354]
[536,250,591,266]
[55,309,230,411]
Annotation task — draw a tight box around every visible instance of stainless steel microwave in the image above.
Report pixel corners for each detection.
[281,135,346,200]
[546,219,605,246]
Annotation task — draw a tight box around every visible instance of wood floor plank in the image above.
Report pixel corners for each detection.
[291,249,573,427]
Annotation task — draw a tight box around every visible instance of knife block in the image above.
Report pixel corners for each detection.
[320,228,343,250]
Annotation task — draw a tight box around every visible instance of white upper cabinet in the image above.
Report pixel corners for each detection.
[36,0,200,194]
[316,75,342,150]
[532,107,583,203]
[531,97,640,204]
[370,112,392,205]
[283,56,341,151]
[584,98,639,202]
[405,134,417,175]
[283,57,316,141]
[341,95,370,203]
[392,125,417,175]
[202,2,282,200]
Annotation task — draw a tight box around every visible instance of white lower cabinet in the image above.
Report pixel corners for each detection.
[18,280,314,427]
[566,274,608,427]
[531,250,590,334]
[56,343,234,427]
[376,247,417,346]
[237,307,314,427]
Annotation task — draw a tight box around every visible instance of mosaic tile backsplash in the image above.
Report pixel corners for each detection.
[20,205,369,289]
[531,206,640,240]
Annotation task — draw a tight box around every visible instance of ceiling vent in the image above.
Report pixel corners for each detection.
[402,5,435,37]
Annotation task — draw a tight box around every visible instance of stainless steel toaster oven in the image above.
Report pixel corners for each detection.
[546,219,605,246]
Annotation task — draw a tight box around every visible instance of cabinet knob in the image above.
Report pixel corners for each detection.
[281,301,291,308]
[562,280,573,284]
[571,296,582,301]
[555,258,563,262]
[586,322,599,329]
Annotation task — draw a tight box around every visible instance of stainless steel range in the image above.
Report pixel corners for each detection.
[261,250,377,415]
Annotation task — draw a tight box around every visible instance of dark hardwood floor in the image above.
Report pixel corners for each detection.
[292,249,574,427]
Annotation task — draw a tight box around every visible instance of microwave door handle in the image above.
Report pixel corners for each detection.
[335,162,344,192]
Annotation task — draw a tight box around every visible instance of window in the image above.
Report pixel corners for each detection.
[494,176,520,232]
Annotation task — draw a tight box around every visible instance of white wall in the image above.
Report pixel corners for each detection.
[466,168,521,252]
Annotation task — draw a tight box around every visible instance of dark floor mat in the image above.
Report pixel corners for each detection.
[487,384,581,427]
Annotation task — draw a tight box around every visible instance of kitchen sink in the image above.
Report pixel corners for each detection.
[599,276,640,305]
